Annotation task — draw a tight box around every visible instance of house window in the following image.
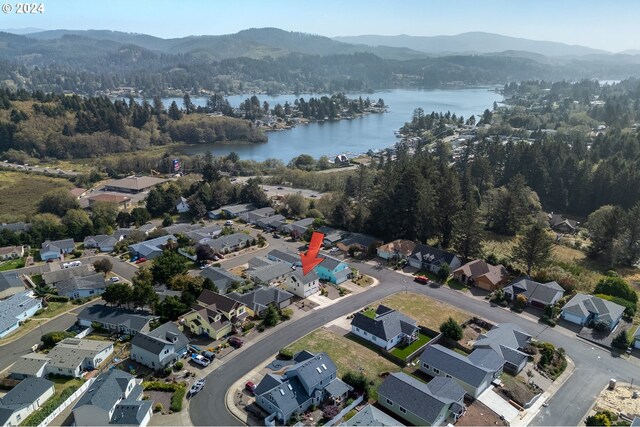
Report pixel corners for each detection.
[423,363,429,369]
[446,374,452,378]
[433,368,440,374]
[399,406,407,414]
[16,414,21,422]
[386,398,393,406]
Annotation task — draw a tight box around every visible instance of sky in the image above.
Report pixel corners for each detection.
[1,0,637,52]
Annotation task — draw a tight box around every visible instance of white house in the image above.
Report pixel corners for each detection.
[350,305,418,351]
[283,269,320,298]
[175,197,190,214]
[0,291,42,339]
[43,338,114,378]
[130,322,189,370]
[0,377,55,427]
[560,294,626,332]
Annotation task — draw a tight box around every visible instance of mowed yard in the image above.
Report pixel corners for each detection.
[378,292,470,330]
[0,170,73,221]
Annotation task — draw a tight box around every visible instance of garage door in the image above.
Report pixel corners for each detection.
[530,300,546,309]
[562,311,585,325]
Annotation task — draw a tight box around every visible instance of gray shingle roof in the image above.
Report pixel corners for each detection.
[0,377,54,413]
[0,291,41,336]
[227,287,293,315]
[110,400,153,425]
[287,267,319,285]
[42,265,94,286]
[562,293,626,326]
[221,203,255,215]
[41,239,75,252]
[77,305,157,333]
[267,249,301,265]
[339,233,379,248]
[83,235,117,249]
[201,233,252,252]
[409,244,458,267]
[504,277,564,305]
[420,344,501,388]
[199,267,243,293]
[128,234,177,258]
[324,378,352,397]
[350,305,418,341]
[249,262,294,284]
[0,222,30,233]
[344,404,404,426]
[318,255,345,271]
[73,369,144,417]
[10,353,50,377]
[377,372,464,425]
[0,271,24,294]
[55,273,106,297]
[131,322,188,360]
[474,323,531,367]
[46,338,113,371]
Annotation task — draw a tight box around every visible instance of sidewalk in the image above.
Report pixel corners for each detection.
[515,356,576,426]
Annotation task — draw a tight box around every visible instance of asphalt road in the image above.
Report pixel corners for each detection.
[190,260,640,427]
[0,300,102,373]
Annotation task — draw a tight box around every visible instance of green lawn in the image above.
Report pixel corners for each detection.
[362,308,376,319]
[33,301,73,319]
[283,328,398,400]
[446,278,468,292]
[379,292,471,331]
[354,275,374,287]
[0,258,25,271]
[31,274,44,286]
[390,333,431,360]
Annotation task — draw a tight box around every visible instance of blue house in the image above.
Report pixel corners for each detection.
[560,293,625,332]
[40,239,75,261]
[314,256,351,285]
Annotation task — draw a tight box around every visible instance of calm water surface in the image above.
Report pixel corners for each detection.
[165,88,503,162]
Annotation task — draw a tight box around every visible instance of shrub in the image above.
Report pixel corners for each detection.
[541,315,556,327]
[173,361,184,371]
[47,295,70,303]
[41,331,76,349]
[279,348,294,360]
[592,319,609,332]
[342,371,370,400]
[439,317,463,341]
[594,277,638,304]
[170,386,186,412]
[280,308,294,320]
[594,294,637,318]
[586,412,612,427]
[242,321,256,332]
[154,403,163,413]
[612,329,631,350]
[257,323,265,332]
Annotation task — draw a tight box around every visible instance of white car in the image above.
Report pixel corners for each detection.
[110,277,120,283]
[329,247,340,253]
[189,378,206,395]
[191,354,210,367]
[225,220,234,226]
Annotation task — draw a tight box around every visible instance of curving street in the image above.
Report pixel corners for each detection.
[189,261,640,426]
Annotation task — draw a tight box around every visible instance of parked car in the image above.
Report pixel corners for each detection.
[272,233,280,239]
[245,381,256,394]
[329,247,340,253]
[190,354,211,367]
[202,350,216,360]
[228,336,244,348]
[225,220,234,226]
[135,257,147,264]
[277,187,283,190]
[110,277,120,283]
[414,276,430,285]
[130,255,139,262]
[190,378,206,395]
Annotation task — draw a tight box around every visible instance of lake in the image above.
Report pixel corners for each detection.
[164,88,503,162]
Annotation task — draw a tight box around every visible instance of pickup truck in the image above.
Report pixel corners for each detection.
[190,354,211,367]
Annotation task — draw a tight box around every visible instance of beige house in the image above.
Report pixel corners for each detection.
[180,290,247,340]
[453,260,509,292]
[0,245,24,261]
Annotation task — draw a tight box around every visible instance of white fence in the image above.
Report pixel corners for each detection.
[37,377,95,427]
[324,395,364,427]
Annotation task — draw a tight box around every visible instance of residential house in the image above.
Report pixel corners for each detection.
[256,214,287,230]
[241,207,276,224]
[503,278,565,308]
[336,233,381,253]
[377,372,466,426]
[87,194,132,210]
[0,222,30,234]
[0,377,55,427]
[185,225,223,243]
[128,234,177,260]
[180,290,247,340]
[634,327,640,350]
[42,338,114,378]
[208,203,255,219]
[255,351,346,424]
[161,223,199,235]
[55,273,107,299]
[227,287,294,317]
[175,197,190,214]
[343,404,404,427]
[199,266,244,294]
[72,369,153,427]
[103,175,167,193]
[77,305,158,335]
[317,226,344,247]
[283,269,320,298]
[245,259,294,286]
[112,227,135,241]
[0,271,24,299]
[548,213,579,234]
[350,305,418,351]
[0,291,42,339]
[137,223,157,236]
[453,260,509,292]
[0,245,24,261]
[10,354,50,380]
[40,239,75,261]
[474,323,532,374]
[266,249,302,267]
[376,240,416,261]
[83,235,119,253]
[419,344,503,398]
[280,218,315,238]
[408,244,462,274]
[560,294,626,331]
[315,256,351,285]
[201,233,253,254]
[130,322,189,370]
[42,264,94,287]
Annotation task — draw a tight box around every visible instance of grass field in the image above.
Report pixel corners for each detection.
[283,328,397,399]
[0,170,73,221]
[0,258,25,271]
[378,292,471,330]
[33,301,73,319]
[390,333,431,360]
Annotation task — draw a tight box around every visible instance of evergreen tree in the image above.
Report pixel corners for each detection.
[452,197,484,261]
[512,222,554,275]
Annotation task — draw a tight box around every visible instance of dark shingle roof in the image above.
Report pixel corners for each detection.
[55,273,106,296]
[504,277,564,305]
[345,404,404,426]
[350,305,417,341]
[0,271,24,293]
[73,369,135,414]
[267,249,301,265]
[0,377,54,410]
[562,293,626,325]
[110,400,153,425]
[420,344,502,388]
[199,267,243,293]
[377,372,464,425]
[197,289,245,313]
[318,255,345,271]
[227,287,293,314]
[409,244,458,267]
[131,322,188,357]
[77,305,157,333]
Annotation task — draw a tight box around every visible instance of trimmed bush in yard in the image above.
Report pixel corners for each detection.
[143,381,186,412]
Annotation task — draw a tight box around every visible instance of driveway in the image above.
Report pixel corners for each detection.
[477,386,520,423]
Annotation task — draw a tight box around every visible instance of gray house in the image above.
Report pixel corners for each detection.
[72,369,153,427]
[55,273,107,299]
[246,260,294,285]
[256,214,287,230]
[77,305,158,335]
[344,404,404,426]
[241,207,276,224]
[83,235,119,253]
[130,322,188,370]
[280,218,315,237]
[419,344,503,398]
[0,271,24,299]
[407,244,462,274]
[42,264,94,287]
[377,372,466,426]
[0,377,55,427]
[40,239,75,261]
[254,351,345,424]
[43,338,114,378]
[474,323,532,374]
[227,287,294,317]
[128,235,177,260]
[266,249,302,267]
[503,278,565,308]
[350,305,418,351]
[560,294,626,331]
[0,291,42,339]
[199,266,244,294]
[201,233,253,254]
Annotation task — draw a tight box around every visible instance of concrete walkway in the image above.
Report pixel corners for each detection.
[478,386,520,423]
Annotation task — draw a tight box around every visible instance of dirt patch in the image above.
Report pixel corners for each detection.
[458,400,507,426]
[379,292,471,330]
[499,374,538,407]
[594,383,640,419]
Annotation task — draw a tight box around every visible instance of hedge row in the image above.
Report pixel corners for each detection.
[22,384,80,426]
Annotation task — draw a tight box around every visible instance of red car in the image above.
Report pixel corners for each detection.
[135,257,147,264]
[245,381,256,394]
[414,276,430,285]
[228,336,244,348]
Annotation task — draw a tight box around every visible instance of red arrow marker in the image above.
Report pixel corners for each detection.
[300,231,325,275]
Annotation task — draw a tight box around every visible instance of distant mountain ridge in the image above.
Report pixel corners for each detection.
[333,32,611,57]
